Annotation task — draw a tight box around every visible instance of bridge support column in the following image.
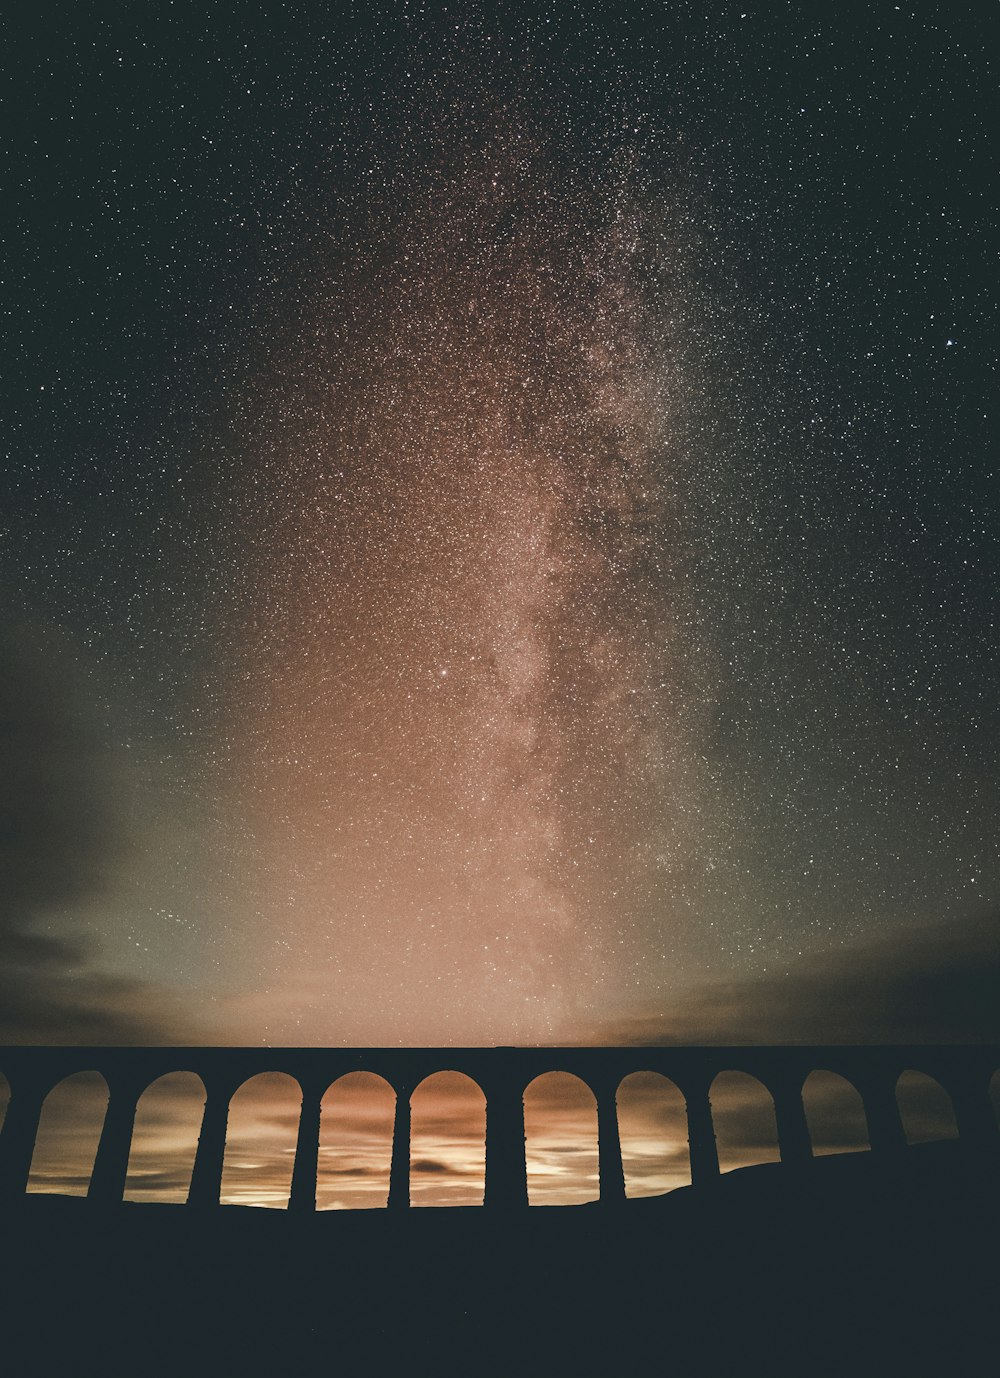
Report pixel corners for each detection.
[88,1078,143,1205]
[188,1081,232,1208]
[949,1074,1000,1164]
[773,1077,813,1167]
[485,1076,528,1210]
[388,1085,411,1209]
[289,1080,325,1213]
[0,1077,48,1200]
[597,1081,626,1205]
[686,1084,720,1187]
[862,1078,907,1157]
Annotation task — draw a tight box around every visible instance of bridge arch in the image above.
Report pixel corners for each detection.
[27,1070,109,1196]
[802,1069,870,1156]
[895,1069,959,1145]
[317,1071,395,1210]
[709,1070,780,1173]
[616,1070,690,1197]
[123,1071,207,1203]
[1,1046,997,1210]
[524,1071,598,1205]
[220,1072,303,1208]
[410,1071,486,1206]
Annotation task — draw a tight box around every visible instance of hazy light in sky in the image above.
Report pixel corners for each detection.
[210,86,717,1044]
[1,8,995,1050]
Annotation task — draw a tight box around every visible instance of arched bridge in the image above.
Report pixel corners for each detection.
[0,1044,997,1211]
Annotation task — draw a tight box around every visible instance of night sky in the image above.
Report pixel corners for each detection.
[3,2,998,1048]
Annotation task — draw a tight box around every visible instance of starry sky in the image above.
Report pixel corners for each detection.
[2,1,998,1048]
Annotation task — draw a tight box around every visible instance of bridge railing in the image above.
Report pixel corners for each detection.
[0,1045,997,1210]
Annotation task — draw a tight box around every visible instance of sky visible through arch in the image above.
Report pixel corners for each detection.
[8,1063,983,1207]
[1,1,997,1072]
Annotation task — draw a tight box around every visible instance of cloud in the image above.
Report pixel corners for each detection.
[596,907,1000,1046]
[0,622,186,1044]
[411,1158,459,1175]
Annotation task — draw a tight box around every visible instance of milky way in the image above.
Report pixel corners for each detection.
[2,7,996,1048]
[215,65,717,1042]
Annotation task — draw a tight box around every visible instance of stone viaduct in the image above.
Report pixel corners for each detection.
[0,1044,997,1211]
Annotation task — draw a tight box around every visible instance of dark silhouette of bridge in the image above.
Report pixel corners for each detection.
[1,1043,998,1208]
[3,1044,999,1376]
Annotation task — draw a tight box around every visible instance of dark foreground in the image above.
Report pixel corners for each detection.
[2,1143,996,1377]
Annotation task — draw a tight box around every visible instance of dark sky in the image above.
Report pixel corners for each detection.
[2,1,997,1046]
